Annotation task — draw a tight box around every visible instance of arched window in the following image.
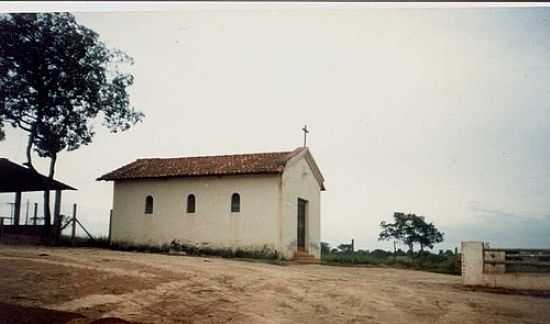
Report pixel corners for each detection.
[187,194,196,213]
[145,195,154,214]
[231,193,240,213]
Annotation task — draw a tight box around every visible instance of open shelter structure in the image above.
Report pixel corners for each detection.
[0,158,76,241]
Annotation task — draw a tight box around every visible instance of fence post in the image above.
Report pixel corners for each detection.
[25,200,30,225]
[14,192,21,225]
[461,241,484,286]
[108,209,113,244]
[33,203,38,225]
[71,203,77,245]
[0,217,4,239]
[53,190,62,240]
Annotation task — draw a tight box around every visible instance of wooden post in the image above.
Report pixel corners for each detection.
[33,203,38,225]
[53,190,62,240]
[25,200,30,225]
[13,192,21,225]
[71,203,77,245]
[108,209,113,244]
[0,217,4,239]
[351,238,354,253]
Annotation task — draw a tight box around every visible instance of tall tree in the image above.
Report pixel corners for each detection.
[0,13,144,233]
[378,212,444,253]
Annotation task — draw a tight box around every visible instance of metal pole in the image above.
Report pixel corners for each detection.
[71,203,77,245]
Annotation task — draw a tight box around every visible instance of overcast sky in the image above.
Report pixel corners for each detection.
[2,5,550,251]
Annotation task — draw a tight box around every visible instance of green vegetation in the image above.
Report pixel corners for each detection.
[167,240,282,260]
[321,212,457,275]
[379,212,444,253]
[54,236,284,261]
[0,13,143,234]
[321,245,461,275]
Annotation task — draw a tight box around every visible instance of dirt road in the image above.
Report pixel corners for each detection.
[0,245,548,324]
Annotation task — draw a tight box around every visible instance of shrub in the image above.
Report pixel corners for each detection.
[321,249,461,275]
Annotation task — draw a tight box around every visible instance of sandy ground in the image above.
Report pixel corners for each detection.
[0,245,549,324]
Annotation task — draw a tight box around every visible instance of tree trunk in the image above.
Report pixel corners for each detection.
[42,154,57,238]
[43,190,51,229]
[25,126,37,172]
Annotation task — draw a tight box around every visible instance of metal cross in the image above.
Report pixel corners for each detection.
[302,125,309,147]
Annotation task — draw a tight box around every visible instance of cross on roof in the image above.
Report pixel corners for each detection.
[302,125,309,147]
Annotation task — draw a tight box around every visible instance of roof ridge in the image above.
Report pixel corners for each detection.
[136,149,296,161]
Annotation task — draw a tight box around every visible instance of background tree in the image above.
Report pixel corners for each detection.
[379,212,413,251]
[412,215,444,251]
[337,243,353,254]
[378,212,444,253]
[0,13,143,233]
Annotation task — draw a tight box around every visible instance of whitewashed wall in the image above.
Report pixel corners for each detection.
[280,152,322,259]
[111,174,280,251]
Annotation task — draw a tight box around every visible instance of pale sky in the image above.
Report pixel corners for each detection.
[2,5,550,251]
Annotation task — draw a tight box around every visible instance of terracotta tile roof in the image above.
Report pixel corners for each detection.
[97,147,307,181]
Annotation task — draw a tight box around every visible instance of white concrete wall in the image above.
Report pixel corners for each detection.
[461,241,550,291]
[280,153,322,259]
[461,241,485,286]
[111,174,281,252]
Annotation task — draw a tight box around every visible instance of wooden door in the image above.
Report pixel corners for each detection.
[297,199,307,251]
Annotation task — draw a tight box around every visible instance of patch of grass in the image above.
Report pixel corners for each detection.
[168,240,283,260]
[52,236,287,263]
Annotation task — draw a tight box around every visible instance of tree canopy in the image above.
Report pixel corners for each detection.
[0,13,143,232]
[378,212,444,253]
[0,13,143,163]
